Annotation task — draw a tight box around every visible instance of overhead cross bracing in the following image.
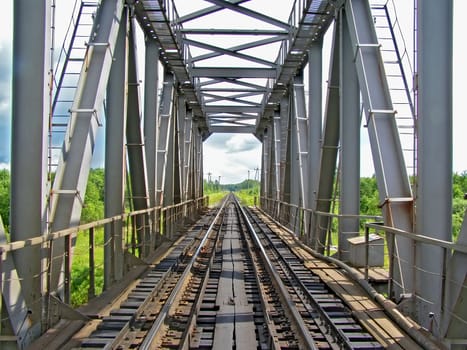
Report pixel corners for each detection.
[132,0,334,137]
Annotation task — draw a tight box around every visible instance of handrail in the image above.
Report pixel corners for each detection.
[0,197,207,254]
[366,222,467,254]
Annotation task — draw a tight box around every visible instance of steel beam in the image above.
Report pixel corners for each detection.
[104,7,128,286]
[10,0,50,337]
[339,9,360,261]
[144,40,160,209]
[289,87,300,234]
[209,126,256,133]
[155,73,175,207]
[191,67,276,79]
[313,25,340,252]
[273,111,282,202]
[126,19,151,256]
[1,218,35,347]
[443,212,467,343]
[261,127,271,203]
[345,0,414,299]
[280,96,291,204]
[307,40,323,221]
[293,78,310,238]
[416,0,453,335]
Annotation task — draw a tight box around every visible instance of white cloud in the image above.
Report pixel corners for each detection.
[203,133,261,184]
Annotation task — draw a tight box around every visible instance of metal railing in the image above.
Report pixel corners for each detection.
[0,197,208,312]
[260,196,467,339]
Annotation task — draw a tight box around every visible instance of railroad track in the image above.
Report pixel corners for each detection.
[76,194,428,349]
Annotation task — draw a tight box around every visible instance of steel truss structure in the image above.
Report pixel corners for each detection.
[3,0,465,348]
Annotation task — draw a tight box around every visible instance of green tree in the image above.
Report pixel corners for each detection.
[0,170,10,230]
[360,176,380,216]
[80,168,105,223]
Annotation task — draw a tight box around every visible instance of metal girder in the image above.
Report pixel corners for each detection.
[194,129,204,198]
[289,88,300,234]
[202,92,261,106]
[203,0,290,30]
[261,128,271,203]
[416,0,454,335]
[144,40,160,209]
[272,111,282,202]
[155,73,175,207]
[191,67,276,79]
[49,0,124,295]
[191,36,284,63]
[338,9,360,261]
[180,108,194,202]
[1,217,35,348]
[443,212,467,342]
[307,40,323,225]
[312,25,340,252]
[178,0,250,23]
[279,96,290,203]
[10,0,50,336]
[104,7,128,287]
[126,18,151,255]
[209,126,256,134]
[181,28,288,36]
[184,38,277,67]
[345,0,414,299]
[292,79,310,217]
[204,105,262,113]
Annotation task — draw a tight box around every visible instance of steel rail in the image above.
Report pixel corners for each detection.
[233,196,319,350]
[139,196,228,350]
[247,209,355,349]
[232,197,285,350]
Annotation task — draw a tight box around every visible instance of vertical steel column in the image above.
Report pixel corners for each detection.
[104,7,128,287]
[307,40,323,216]
[313,26,340,252]
[279,96,290,204]
[339,9,360,261]
[261,128,271,204]
[272,111,282,202]
[182,110,194,202]
[195,130,204,199]
[10,0,50,335]
[144,40,160,210]
[293,77,310,239]
[267,123,277,203]
[155,73,175,207]
[293,77,310,212]
[126,18,151,256]
[442,212,467,342]
[416,0,453,335]
[281,95,292,206]
[289,87,300,233]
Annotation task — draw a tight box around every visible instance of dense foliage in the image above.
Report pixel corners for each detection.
[1,170,467,238]
[0,170,9,229]
[80,168,105,223]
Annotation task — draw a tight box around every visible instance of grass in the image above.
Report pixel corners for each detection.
[207,191,229,207]
[71,228,105,307]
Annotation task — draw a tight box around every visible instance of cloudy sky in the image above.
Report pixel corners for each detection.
[1,1,466,183]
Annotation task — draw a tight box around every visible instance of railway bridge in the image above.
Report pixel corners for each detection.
[2,0,466,348]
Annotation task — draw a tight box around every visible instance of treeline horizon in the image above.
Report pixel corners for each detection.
[1,169,467,238]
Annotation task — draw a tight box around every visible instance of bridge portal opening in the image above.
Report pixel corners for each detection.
[203,133,261,185]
